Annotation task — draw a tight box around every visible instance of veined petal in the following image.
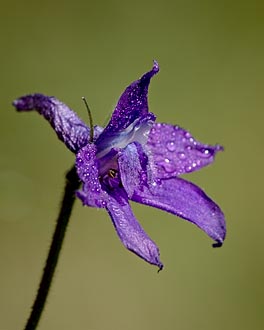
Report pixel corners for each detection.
[147,123,223,178]
[13,94,90,153]
[118,142,154,198]
[96,113,155,158]
[75,144,108,208]
[106,187,163,269]
[96,61,159,147]
[131,177,226,246]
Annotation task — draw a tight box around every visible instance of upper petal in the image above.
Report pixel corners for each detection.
[96,61,159,147]
[106,187,163,270]
[13,94,90,153]
[75,143,108,208]
[147,123,223,178]
[131,177,226,246]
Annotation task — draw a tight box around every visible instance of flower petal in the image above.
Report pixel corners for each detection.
[118,142,154,198]
[96,61,159,146]
[147,123,223,178]
[75,143,108,208]
[131,177,226,246]
[13,93,90,153]
[96,112,156,158]
[106,187,163,269]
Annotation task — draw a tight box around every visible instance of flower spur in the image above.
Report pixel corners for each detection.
[13,61,226,270]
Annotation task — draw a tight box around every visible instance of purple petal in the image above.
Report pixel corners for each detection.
[13,94,90,153]
[75,143,109,208]
[131,177,226,246]
[147,123,223,178]
[118,142,155,198]
[96,61,159,147]
[106,187,163,269]
[96,112,156,158]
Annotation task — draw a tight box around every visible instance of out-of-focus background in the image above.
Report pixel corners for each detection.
[1,0,263,329]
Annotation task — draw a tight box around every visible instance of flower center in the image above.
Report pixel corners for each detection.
[100,168,121,192]
[96,114,155,192]
[95,113,155,159]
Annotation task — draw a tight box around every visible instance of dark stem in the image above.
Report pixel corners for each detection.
[24,165,80,330]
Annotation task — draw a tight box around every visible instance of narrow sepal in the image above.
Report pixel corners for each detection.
[106,187,163,269]
[13,94,90,153]
[132,177,226,246]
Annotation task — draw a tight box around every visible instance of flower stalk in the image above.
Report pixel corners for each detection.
[24,165,80,330]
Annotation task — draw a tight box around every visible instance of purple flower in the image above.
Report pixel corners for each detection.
[13,61,226,270]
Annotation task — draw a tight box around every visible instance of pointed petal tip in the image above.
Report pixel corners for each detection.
[216,144,224,152]
[12,95,31,111]
[157,263,164,273]
[12,94,42,112]
[212,241,223,248]
[152,60,159,73]
[212,231,226,248]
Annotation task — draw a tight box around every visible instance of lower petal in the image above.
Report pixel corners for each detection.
[106,188,163,270]
[131,177,226,246]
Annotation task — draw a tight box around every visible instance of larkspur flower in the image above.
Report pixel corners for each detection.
[13,61,225,270]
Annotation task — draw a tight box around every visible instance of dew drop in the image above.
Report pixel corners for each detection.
[164,163,175,173]
[184,131,191,138]
[184,165,193,173]
[166,141,176,152]
[177,151,186,160]
[201,148,212,158]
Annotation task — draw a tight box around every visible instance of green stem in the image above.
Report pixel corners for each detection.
[24,165,80,330]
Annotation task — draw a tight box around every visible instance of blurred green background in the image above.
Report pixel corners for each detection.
[1,0,263,329]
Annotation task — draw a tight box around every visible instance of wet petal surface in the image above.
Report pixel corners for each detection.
[147,123,223,178]
[106,187,163,269]
[13,94,90,153]
[131,176,226,246]
[96,61,159,147]
[75,144,108,208]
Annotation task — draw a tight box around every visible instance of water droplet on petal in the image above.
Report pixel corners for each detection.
[166,141,176,152]
[184,165,193,173]
[164,163,175,173]
[184,131,191,138]
[201,148,212,158]
[177,151,186,160]
[160,158,175,173]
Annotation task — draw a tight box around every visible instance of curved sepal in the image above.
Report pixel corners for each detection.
[13,94,90,153]
[131,177,226,246]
